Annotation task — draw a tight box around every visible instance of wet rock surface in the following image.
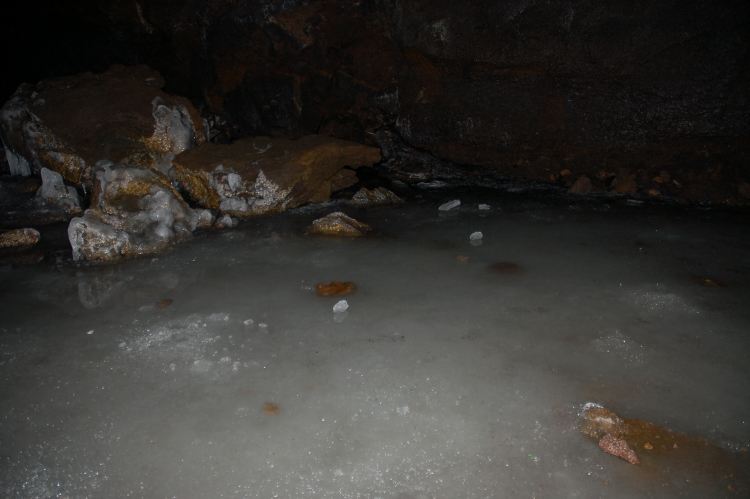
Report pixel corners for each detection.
[172,135,381,217]
[68,163,197,263]
[1,65,204,187]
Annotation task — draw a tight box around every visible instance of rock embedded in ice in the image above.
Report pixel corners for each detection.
[439,199,461,211]
[305,212,376,237]
[0,228,40,249]
[316,281,357,297]
[469,231,483,241]
[67,162,198,262]
[348,187,403,207]
[598,434,640,465]
[333,300,349,313]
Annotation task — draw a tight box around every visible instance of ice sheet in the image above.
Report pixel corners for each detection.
[1,194,748,498]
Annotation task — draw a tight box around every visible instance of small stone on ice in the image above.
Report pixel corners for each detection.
[439,199,461,211]
[470,231,483,240]
[87,330,94,335]
[333,300,349,313]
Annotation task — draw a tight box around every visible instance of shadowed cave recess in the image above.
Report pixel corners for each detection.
[1,1,749,498]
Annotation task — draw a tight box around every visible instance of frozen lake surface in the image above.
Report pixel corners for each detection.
[1,191,749,498]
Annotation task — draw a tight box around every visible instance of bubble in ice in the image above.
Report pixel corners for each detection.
[469,231,483,241]
[439,199,461,211]
[243,319,254,326]
[333,300,349,313]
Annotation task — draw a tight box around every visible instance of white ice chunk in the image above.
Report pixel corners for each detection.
[396,406,410,416]
[469,231,483,241]
[333,300,349,313]
[439,199,461,211]
[479,204,491,210]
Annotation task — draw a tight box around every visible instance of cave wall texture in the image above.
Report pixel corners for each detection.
[5,0,750,201]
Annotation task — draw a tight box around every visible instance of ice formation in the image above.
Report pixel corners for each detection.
[439,199,461,211]
[35,167,82,215]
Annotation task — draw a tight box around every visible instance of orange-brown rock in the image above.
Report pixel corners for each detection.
[580,403,750,489]
[304,212,376,237]
[315,281,357,297]
[0,65,204,187]
[172,135,381,217]
[611,170,638,195]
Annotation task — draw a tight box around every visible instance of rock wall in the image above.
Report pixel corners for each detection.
[3,0,750,202]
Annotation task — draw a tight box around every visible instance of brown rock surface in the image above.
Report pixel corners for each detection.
[570,175,592,194]
[304,212,375,237]
[172,135,381,217]
[0,65,204,187]
[316,281,357,297]
[0,228,41,249]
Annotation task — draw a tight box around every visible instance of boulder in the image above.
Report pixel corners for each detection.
[171,135,381,217]
[304,212,376,237]
[68,162,197,262]
[0,65,204,188]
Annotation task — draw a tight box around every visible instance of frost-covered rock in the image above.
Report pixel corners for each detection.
[0,228,40,249]
[304,212,376,237]
[35,167,82,216]
[68,163,197,262]
[0,65,204,188]
[171,135,381,216]
[348,187,403,207]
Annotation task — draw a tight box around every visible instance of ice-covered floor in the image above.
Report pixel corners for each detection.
[1,192,749,498]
